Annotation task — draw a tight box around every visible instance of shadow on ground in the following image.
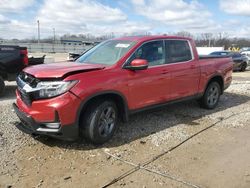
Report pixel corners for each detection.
[33,91,250,150]
[0,84,17,101]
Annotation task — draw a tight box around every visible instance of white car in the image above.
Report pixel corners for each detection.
[241,51,250,66]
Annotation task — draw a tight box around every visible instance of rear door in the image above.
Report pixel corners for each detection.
[126,40,171,109]
[164,40,200,100]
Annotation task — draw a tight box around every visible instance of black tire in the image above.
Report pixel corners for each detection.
[240,62,247,72]
[80,100,118,145]
[0,76,5,97]
[199,82,221,109]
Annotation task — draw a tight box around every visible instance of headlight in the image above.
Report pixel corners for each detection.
[35,80,78,98]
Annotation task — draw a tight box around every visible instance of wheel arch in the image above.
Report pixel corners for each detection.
[204,74,224,95]
[76,90,129,127]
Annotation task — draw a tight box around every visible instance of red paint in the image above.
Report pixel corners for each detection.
[16,36,233,128]
[20,49,28,66]
[130,59,148,67]
[24,62,105,78]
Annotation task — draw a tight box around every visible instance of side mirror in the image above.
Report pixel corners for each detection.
[125,59,149,70]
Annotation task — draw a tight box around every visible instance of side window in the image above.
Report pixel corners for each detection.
[165,40,192,64]
[128,40,165,66]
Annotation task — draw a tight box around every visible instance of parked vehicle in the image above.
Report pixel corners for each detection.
[0,45,28,96]
[28,55,46,66]
[67,52,81,61]
[240,47,250,52]
[240,50,250,66]
[209,51,248,72]
[13,36,233,144]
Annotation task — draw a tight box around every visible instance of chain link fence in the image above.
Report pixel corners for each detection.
[0,42,93,53]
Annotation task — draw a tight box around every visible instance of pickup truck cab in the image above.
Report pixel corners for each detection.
[13,36,233,144]
[0,45,28,96]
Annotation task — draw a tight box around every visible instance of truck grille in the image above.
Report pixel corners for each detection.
[19,88,32,106]
[17,72,40,106]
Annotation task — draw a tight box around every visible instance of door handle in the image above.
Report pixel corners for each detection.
[161,69,169,74]
[190,65,196,69]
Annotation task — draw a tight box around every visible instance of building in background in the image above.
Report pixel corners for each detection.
[60,37,101,46]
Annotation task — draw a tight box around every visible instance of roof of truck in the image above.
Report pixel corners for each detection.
[113,35,192,42]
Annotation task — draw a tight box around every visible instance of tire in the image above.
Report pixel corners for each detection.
[80,100,118,145]
[240,62,247,72]
[199,82,221,109]
[0,76,5,97]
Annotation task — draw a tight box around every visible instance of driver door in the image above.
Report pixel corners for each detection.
[126,40,171,110]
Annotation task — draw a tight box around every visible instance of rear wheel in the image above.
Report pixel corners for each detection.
[199,82,221,109]
[80,100,118,145]
[0,76,5,97]
[240,62,247,72]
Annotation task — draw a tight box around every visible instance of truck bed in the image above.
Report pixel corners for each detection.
[199,55,230,59]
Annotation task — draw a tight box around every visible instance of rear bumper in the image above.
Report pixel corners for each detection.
[13,101,79,141]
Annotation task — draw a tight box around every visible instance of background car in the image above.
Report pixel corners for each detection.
[210,51,248,72]
[67,52,81,61]
[240,50,250,66]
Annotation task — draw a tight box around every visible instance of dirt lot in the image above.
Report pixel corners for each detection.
[0,70,250,188]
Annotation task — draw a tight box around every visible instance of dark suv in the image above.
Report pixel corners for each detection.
[0,45,28,96]
[210,51,248,71]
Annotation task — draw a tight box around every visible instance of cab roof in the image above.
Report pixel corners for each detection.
[113,35,192,43]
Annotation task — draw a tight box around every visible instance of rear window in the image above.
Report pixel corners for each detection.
[165,40,192,63]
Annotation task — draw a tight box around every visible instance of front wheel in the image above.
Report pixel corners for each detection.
[81,100,118,145]
[199,82,221,109]
[0,76,5,97]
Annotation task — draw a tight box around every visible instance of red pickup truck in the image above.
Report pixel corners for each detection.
[13,36,233,144]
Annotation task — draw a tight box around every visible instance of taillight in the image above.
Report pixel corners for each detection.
[20,49,27,55]
[23,56,28,66]
[20,49,28,66]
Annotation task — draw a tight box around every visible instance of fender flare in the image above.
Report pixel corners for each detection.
[75,90,130,126]
[203,73,224,95]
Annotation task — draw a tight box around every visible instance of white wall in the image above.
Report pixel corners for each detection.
[197,47,224,55]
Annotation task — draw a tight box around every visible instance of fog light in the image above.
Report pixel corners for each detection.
[44,123,60,129]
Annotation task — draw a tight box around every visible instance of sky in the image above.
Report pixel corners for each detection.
[0,0,250,39]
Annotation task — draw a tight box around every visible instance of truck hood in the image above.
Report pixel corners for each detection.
[24,62,106,78]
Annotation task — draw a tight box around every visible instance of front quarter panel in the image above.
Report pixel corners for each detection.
[65,67,131,107]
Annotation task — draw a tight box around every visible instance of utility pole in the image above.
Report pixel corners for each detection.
[53,28,56,44]
[37,20,40,44]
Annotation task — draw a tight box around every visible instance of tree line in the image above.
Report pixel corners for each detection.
[175,31,250,49]
[2,31,250,49]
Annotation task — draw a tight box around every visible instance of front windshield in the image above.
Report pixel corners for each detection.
[76,40,136,65]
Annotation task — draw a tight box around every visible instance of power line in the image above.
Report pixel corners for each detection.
[53,28,56,44]
[37,20,40,44]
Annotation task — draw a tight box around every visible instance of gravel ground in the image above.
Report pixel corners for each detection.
[0,70,250,188]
